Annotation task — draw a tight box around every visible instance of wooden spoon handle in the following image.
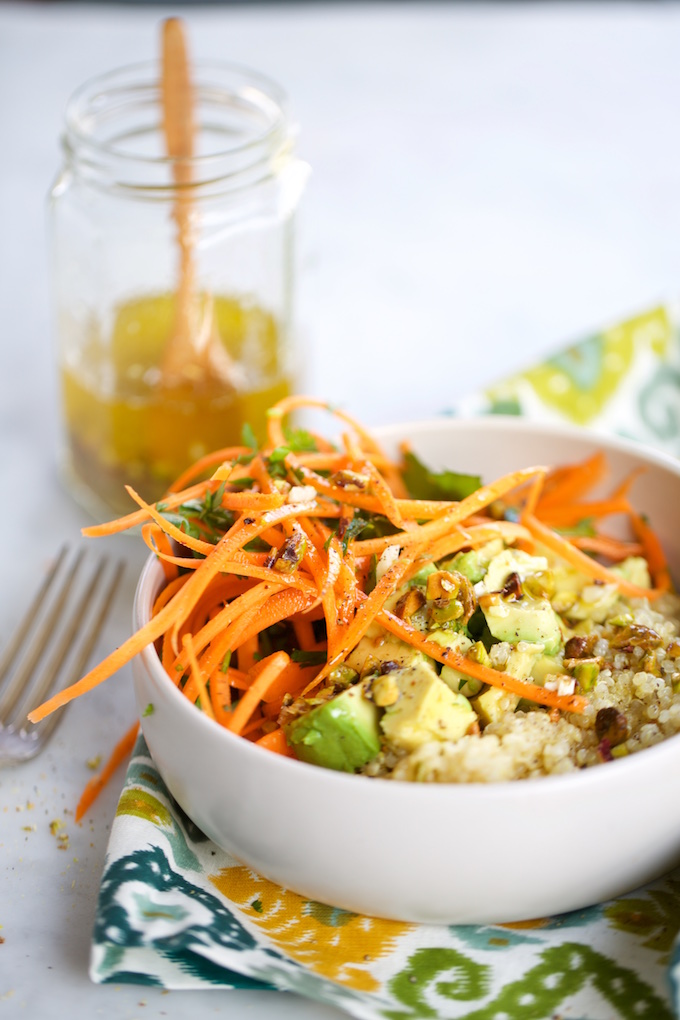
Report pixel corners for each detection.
[162,18,194,167]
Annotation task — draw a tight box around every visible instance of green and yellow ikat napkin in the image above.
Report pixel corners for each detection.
[456,304,680,457]
[91,304,680,1019]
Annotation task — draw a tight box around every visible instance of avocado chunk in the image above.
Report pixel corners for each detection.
[444,550,485,584]
[561,583,619,624]
[611,556,651,589]
[426,629,482,696]
[381,660,475,752]
[473,643,542,725]
[482,548,550,594]
[284,683,381,772]
[482,597,563,655]
[345,632,432,675]
[531,653,564,684]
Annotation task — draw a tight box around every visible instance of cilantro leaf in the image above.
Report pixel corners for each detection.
[557,519,597,538]
[266,446,292,480]
[269,446,290,464]
[401,451,481,501]
[241,422,258,451]
[339,515,372,553]
[158,483,236,545]
[283,426,319,453]
[291,649,328,666]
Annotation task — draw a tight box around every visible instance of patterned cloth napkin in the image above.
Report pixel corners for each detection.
[91,305,680,1019]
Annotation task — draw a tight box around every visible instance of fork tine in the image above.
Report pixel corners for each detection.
[0,545,69,684]
[0,549,86,721]
[18,559,125,739]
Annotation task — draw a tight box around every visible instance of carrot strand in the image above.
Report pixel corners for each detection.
[75,721,140,822]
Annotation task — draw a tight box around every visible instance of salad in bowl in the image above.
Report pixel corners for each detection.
[29,397,680,922]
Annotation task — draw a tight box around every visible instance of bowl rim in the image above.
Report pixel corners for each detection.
[135,414,680,800]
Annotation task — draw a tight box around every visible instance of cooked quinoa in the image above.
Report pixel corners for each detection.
[371,594,680,783]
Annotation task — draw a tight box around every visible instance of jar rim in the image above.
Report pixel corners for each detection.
[63,60,290,187]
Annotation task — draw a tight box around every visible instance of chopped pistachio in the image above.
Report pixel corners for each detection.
[330,469,371,491]
[328,665,358,688]
[611,744,629,759]
[467,641,491,667]
[666,639,680,660]
[573,660,600,692]
[642,652,661,676]
[426,570,460,601]
[551,592,576,614]
[395,587,426,621]
[371,675,400,707]
[429,598,464,626]
[609,612,634,628]
[595,707,629,747]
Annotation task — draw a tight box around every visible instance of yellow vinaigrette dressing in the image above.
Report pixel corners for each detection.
[61,293,291,516]
[50,57,306,520]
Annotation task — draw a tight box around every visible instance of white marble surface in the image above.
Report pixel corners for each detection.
[2,1,680,1017]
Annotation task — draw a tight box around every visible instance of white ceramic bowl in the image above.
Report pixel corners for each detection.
[132,417,680,924]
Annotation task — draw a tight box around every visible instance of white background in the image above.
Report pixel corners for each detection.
[2,2,680,1017]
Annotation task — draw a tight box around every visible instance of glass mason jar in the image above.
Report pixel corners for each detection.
[49,62,308,519]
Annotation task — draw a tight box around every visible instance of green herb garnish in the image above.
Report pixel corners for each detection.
[241,422,258,451]
[402,450,480,501]
[158,482,235,545]
[291,649,327,666]
[283,426,319,452]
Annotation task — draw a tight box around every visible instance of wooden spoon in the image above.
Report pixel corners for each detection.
[160,18,236,389]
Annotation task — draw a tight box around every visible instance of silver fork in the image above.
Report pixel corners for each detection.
[0,546,124,765]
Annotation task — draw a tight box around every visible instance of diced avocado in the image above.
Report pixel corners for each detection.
[473,643,542,725]
[551,562,590,595]
[381,660,476,752]
[476,538,504,566]
[284,683,381,772]
[427,629,480,695]
[409,562,438,587]
[473,686,517,726]
[611,556,651,589]
[564,583,619,623]
[482,597,563,655]
[346,632,432,675]
[443,550,485,584]
[482,549,549,594]
[531,653,564,685]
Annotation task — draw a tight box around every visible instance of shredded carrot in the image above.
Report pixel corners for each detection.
[75,721,140,822]
[142,524,178,583]
[28,591,186,723]
[227,651,291,735]
[535,451,607,510]
[168,445,251,492]
[81,480,216,537]
[569,534,643,562]
[628,507,673,592]
[537,496,632,529]
[256,728,297,757]
[183,633,216,720]
[306,545,420,690]
[237,633,260,673]
[522,512,663,600]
